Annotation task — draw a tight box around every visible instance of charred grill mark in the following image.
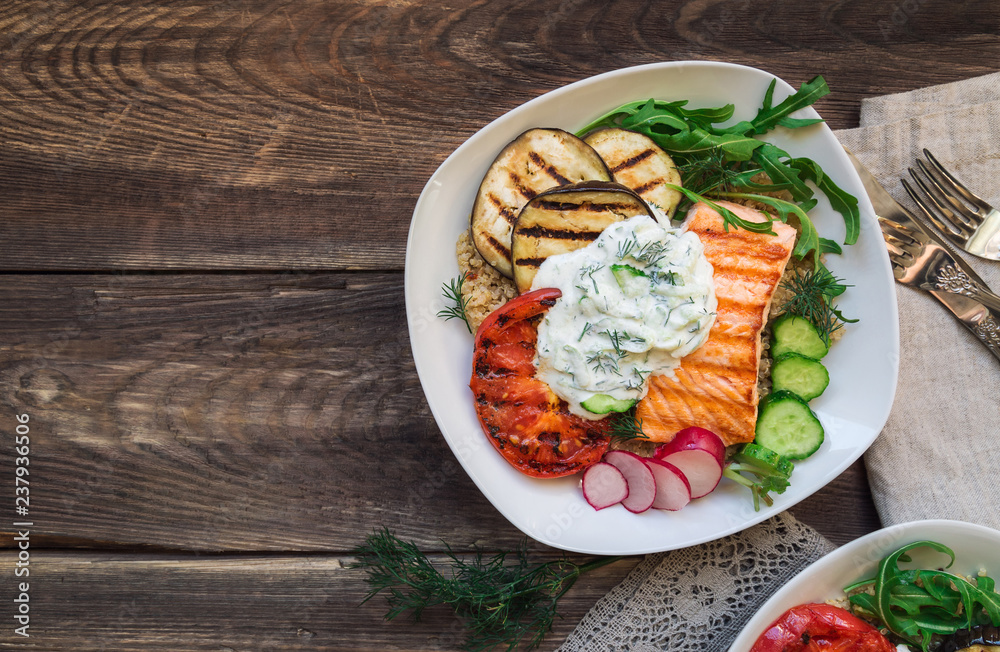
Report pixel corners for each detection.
[514,257,547,268]
[611,149,655,173]
[488,193,518,225]
[633,179,663,195]
[507,171,538,200]
[517,225,601,241]
[529,151,571,185]
[537,431,561,456]
[535,200,641,213]
[484,233,511,260]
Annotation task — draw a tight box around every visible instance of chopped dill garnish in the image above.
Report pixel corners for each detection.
[604,329,626,357]
[780,265,858,344]
[587,350,621,376]
[437,272,472,333]
[578,322,592,342]
[351,528,620,652]
[616,235,637,260]
[608,408,648,442]
[580,263,604,293]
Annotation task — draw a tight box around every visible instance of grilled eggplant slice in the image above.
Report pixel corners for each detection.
[511,181,653,293]
[471,128,611,278]
[584,128,683,219]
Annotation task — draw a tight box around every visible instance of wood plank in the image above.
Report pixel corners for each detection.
[0,550,641,651]
[1,0,998,270]
[0,272,878,551]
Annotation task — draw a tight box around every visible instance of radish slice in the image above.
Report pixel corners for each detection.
[582,462,629,510]
[603,450,656,513]
[654,426,726,465]
[645,458,692,511]
[658,449,724,498]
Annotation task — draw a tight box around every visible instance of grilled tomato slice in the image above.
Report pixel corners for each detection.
[750,603,896,652]
[470,288,611,478]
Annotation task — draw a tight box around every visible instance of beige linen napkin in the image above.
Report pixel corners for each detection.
[835,73,1000,529]
[559,73,1000,651]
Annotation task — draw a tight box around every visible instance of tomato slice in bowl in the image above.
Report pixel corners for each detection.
[470,288,611,478]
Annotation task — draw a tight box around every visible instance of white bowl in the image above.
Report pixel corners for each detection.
[730,519,1000,649]
[405,61,899,554]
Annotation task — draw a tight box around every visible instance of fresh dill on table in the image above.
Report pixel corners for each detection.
[351,528,620,652]
[438,272,472,333]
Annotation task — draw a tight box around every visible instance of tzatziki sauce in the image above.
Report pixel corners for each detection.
[531,213,716,419]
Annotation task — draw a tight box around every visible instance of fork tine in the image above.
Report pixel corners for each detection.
[923,149,993,214]
[882,236,917,261]
[915,158,981,226]
[879,221,919,247]
[903,174,975,239]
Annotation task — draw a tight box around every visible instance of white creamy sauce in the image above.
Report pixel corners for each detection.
[531,213,717,419]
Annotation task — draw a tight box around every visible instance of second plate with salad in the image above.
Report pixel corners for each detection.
[405,61,899,555]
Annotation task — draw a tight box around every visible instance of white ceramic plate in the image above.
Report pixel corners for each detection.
[404,61,899,555]
[730,519,1000,649]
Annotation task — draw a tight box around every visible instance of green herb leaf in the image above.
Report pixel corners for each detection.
[352,528,621,652]
[752,143,814,202]
[607,408,649,442]
[664,184,777,235]
[714,192,821,262]
[846,540,1000,652]
[438,273,473,333]
[722,443,794,511]
[790,157,861,245]
[777,264,857,343]
[746,75,830,135]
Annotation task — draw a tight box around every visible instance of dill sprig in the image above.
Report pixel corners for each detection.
[438,273,472,333]
[607,408,648,442]
[351,528,620,651]
[780,265,858,344]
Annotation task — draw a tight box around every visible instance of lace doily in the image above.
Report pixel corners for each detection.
[556,512,835,652]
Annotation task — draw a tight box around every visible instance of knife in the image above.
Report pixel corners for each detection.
[845,146,1000,360]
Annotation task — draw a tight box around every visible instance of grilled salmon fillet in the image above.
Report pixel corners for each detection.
[636,201,796,446]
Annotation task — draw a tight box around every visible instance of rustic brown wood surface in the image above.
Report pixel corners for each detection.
[0,0,997,649]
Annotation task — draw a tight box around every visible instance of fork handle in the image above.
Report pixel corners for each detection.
[920,263,1000,314]
[958,308,1000,361]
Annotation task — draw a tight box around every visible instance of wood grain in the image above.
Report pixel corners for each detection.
[0,550,642,651]
[0,272,877,552]
[1,0,998,271]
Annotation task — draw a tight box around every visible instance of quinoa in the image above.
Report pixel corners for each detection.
[758,255,848,398]
[456,229,517,333]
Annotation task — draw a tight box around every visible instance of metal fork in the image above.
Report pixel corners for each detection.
[902,149,1000,260]
[879,215,1000,313]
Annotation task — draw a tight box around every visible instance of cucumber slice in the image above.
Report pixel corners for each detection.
[771,314,829,359]
[772,353,829,401]
[610,264,648,295]
[754,390,824,459]
[733,443,795,478]
[581,394,636,415]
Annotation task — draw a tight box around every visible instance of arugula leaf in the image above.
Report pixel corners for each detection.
[752,144,814,202]
[790,157,861,245]
[819,237,843,255]
[847,540,1000,652]
[664,184,776,235]
[715,192,821,263]
[746,75,830,135]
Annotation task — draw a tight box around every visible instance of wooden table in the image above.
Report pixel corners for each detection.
[1,1,998,649]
